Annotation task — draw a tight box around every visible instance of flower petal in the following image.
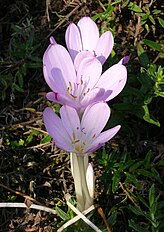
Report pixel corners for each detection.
[77,56,102,89]
[95,31,114,64]
[60,105,81,139]
[87,125,121,152]
[81,102,111,139]
[65,23,82,61]
[96,64,127,100]
[77,17,99,51]
[118,55,130,65]
[43,44,76,93]
[107,75,127,101]
[43,107,72,151]
[81,88,105,107]
[74,50,94,71]
[46,92,83,110]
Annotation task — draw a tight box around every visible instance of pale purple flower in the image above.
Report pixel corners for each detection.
[43,102,120,154]
[65,16,114,64]
[43,42,127,111]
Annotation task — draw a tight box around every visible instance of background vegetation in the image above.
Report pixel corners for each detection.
[0,0,163,231]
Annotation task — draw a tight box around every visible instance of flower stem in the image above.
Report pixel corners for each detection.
[70,153,93,211]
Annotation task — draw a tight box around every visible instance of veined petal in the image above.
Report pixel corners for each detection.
[43,66,66,93]
[87,125,121,152]
[43,107,72,150]
[106,75,127,101]
[81,102,111,139]
[81,88,105,107]
[46,92,83,110]
[74,50,94,71]
[65,23,82,61]
[77,17,99,51]
[60,105,81,139]
[43,44,76,92]
[96,64,127,100]
[77,56,102,89]
[95,31,114,64]
[54,139,73,152]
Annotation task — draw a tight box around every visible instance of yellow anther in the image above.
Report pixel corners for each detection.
[92,134,96,138]
[72,132,76,140]
[69,81,72,92]
[70,94,77,98]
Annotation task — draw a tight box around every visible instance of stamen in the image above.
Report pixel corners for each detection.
[93,50,97,57]
[69,81,72,91]
[83,88,90,96]
[72,139,80,144]
[81,128,86,134]
[70,94,77,98]
[92,134,96,138]
[66,87,69,95]
[72,132,76,140]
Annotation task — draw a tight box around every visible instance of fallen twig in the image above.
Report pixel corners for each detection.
[0,202,56,215]
[97,207,112,232]
[0,183,42,206]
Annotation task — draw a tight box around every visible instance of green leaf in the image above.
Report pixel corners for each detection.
[144,150,152,169]
[157,200,164,210]
[40,134,51,144]
[137,169,154,177]
[143,39,161,52]
[151,167,162,183]
[149,15,155,25]
[111,0,122,5]
[159,160,164,166]
[149,184,155,208]
[125,172,141,189]
[115,160,135,171]
[12,83,24,92]
[108,210,117,227]
[158,17,164,28]
[55,206,70,221]
[128,205,145,217]
[112,171,121,193]
[17,71,24,88]
[128,2,142,12]
[129,160,144,171]
[136,192,149,209]
[142,105,160,127]
[145,23,150,33]
[129,219,149,232]
[137,43,149,67]
[152,9,161,15]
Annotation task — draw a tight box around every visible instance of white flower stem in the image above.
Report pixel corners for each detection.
[70,153,92,211]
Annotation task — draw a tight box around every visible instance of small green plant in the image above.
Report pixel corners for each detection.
[97,149,163,231]
[0,18,41,101]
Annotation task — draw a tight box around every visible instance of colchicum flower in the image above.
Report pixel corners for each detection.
[43,41,127,111]
[43,102,120,211]
[43,102,120,154]
[65,17,114,64]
